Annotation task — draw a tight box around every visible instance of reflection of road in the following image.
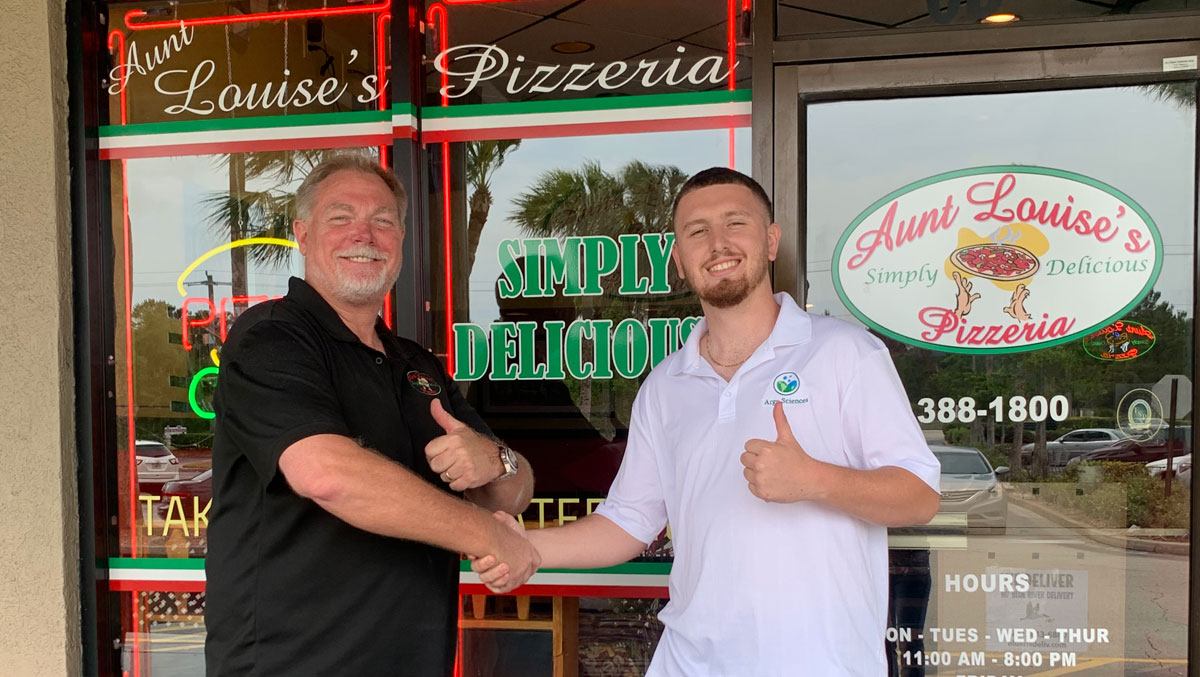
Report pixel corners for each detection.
[924,503,1188,676]
[125,624,205,676]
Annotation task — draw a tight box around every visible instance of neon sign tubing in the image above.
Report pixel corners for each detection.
[726,0,736,169]
[428,3,455,373]
[107,28,142,677]
[124,0,392,31]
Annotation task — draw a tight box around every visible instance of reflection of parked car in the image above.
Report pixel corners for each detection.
[1020,428,1126,467]
[1146,453,1191,479]
[931,445,1008,534]
[136,440,179,487]
[1071,426,1192,466]
[156,469,212,518]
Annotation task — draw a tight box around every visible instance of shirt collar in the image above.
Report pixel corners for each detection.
[668,292,812,377]
[287,276,388,347]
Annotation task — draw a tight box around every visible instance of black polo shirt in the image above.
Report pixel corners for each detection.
[205,277,493,676]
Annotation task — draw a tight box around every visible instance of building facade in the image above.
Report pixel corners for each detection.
[2,0,1197,674]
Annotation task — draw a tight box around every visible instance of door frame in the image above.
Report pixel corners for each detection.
[769,40,1200,299]
[758,13,1200,665]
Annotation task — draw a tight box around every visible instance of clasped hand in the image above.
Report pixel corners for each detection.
[472,512,538,593]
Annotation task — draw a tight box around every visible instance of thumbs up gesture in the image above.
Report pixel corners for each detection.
[426,399,503,491]
[740,402,821,503]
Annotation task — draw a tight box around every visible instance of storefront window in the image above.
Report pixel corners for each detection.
[99,1,390,673]
[777,0,1200,38]
[93,0,750,674]
[422,1,751,672]
[808,84,1194,673]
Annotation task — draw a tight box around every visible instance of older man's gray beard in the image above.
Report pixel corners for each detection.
[307,246,399,306]
[691,256,770,309]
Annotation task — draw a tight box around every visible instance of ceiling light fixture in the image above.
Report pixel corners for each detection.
[552,41,595,54]
[981,13,1019,24]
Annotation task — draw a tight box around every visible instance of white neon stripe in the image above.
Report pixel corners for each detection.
[459,571,668,587]
[392,113,416,129]
[424,102,751,133]
[927,512,970,526]
[100,121,391,150]
[887,534,969,549]
[109,567,207,582]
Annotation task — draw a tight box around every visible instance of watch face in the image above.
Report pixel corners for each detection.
[499,446,518,475]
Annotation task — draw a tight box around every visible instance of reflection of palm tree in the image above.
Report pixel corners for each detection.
[509,160,694,429]
[201,150,328,297]
[511,160,691,302]
[1140,82,1196,112]
[466,140,521,272]
[512,160,685,237]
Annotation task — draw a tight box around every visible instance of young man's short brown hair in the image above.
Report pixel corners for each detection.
[670,167,773,225]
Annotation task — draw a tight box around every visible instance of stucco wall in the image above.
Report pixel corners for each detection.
[0,0,81,674]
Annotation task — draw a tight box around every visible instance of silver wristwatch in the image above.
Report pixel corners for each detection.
[495,443,519,481]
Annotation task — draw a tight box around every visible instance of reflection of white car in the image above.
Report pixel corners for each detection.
[932,445,1008,534]
[136,440,180,486]
[1146,453,1191,480]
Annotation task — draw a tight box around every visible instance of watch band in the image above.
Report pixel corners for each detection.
[495,443,519,481]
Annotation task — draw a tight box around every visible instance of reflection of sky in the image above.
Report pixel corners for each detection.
[806,86,1196,322]
[468,127,752,324]
[127,156,303,308]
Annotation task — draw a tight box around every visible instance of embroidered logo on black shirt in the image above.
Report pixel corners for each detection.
[407,370,443,396]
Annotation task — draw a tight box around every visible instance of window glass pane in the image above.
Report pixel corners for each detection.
[777,0,1200,38]
[808,84,1195,672]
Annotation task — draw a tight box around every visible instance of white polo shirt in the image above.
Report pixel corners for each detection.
[595,293,940,677]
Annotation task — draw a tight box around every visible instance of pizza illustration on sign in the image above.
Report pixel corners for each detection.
[949,243,1040,281]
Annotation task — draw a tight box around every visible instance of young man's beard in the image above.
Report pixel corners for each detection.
[693,255,770,309]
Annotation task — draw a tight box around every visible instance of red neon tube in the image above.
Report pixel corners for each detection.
[125,0,391,31]
[428,4,455,373]
[727,0,737,169]
[377,12,392,168]
[109,27,141,677]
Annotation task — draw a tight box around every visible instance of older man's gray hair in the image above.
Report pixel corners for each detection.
[295,153,407,222]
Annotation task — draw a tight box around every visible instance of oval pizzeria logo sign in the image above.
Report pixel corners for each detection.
[832,166,1162,354]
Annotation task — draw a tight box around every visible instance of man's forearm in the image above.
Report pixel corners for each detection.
[810,464,939,527]
[465,451,534,515]
[280,434,506,558]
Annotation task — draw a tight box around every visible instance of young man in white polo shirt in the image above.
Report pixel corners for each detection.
[474,167,941,676]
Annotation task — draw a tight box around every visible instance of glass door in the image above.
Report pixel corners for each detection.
[778,47,1197,675]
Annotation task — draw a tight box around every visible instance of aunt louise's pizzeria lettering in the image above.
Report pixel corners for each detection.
[832,167,1161,354]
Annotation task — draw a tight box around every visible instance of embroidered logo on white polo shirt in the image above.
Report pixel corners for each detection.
[773,372,800,395]
[765,372,809,405]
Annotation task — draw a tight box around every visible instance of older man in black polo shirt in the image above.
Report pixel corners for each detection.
[204,154,537,676]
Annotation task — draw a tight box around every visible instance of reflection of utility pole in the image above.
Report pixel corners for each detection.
[184,270,231,347]
[184,270,231,305]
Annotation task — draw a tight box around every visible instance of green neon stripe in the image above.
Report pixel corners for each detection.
[100,109,391,138]
[459,560,671,575]
[109,557,206,570]
[424,89,751,120]
[391,102,418,118]
[107,557,666,576]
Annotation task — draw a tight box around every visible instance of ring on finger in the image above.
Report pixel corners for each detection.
[441,471,453,483]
